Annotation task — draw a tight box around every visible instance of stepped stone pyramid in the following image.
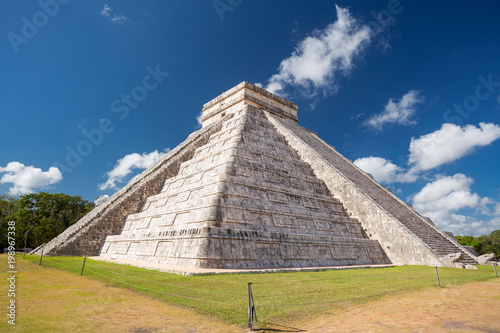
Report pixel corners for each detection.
[34,82,478,269]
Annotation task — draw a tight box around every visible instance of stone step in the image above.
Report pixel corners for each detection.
[279,119,478,265]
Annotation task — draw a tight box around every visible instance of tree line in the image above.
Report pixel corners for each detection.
[0,192,94,250]
[456,231,500,257]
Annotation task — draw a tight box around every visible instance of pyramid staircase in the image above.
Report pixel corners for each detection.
[266,113,477,265]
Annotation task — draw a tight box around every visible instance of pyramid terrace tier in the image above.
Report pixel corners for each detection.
[100,227,390,269]
[117,106,369,239]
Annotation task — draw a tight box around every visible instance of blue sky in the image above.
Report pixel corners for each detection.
[1,0,499,236]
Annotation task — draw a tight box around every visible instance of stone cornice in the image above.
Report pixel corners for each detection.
[201,81,298,125]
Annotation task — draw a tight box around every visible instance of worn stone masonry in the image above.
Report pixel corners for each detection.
[35,81,478,269]
[31,118,227,256]
[266,113,478,266]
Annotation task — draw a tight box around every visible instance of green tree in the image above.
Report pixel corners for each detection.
[0,192,94,250]
[0,194,16,225]
[477,230,500,257]
[0,195,17,250]
[456,231,500,257]
[455,235,483,254]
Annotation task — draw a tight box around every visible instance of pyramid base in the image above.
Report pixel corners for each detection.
[90,256,395,276]
[100,227,392,269]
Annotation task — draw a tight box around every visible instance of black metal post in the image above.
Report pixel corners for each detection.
[38,249,43,265]
[248,283,257,331]
[251,284,257,323]
[81,257,87,276]
[435,266,441,287]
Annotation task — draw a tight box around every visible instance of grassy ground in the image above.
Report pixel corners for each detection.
[0,254,243,333]
[11,253,499,330]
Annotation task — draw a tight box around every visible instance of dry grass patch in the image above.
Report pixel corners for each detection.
[300,279,500,332]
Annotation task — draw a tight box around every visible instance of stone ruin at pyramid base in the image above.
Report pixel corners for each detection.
[33,82,479,271]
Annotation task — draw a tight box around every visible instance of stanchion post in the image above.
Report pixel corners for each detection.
[38,249,44,265]
[494,262,498,278]
[248,283,257,331]
[435,266,441,287]
[81,257,87,276]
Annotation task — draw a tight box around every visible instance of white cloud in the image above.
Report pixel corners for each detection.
[354,122,500,185]
[100,4,127,23]
[439,214,499,237]
[352,155,500,235]
[111,13,127,24]
[364,90,423,130]
[99,150,167,190]
[354,156,415,184]
[100,4,112,17]
[351,112,365,121]
[262,5,371,98]
[196,112,203,128]
[411,174,499,236]
[408,122,500,172]
[412,174,481,214]
[0,162,62,195]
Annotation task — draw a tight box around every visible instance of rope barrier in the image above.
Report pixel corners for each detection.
[252,275,427,298]
[85,258,249,285]
[250,271,405,284]
[36,255,488,320]
[42,256,81,264]
[85,262,243,298]
[190,276,248,285]
[84,267,245,307]
[254,287,415,308]
[42,257,428,304]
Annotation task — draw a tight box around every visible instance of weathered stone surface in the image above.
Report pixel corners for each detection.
[265,112,477,266]
[464,245,480,257]
[31,118,227,256]
[99,103,390,269]
[476,253,496,265]
[441,253,463,265]
[35,81,478,269]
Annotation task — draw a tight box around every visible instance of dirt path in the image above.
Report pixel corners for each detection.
[295,279,500,333]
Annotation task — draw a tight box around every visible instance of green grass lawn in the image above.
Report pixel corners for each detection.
[20,254,498,327]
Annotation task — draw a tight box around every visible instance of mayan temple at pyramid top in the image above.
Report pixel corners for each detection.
[201,81,298,127]
[33,81,478,272]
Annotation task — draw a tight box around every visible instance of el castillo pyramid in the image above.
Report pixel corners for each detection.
[33,82,478,269]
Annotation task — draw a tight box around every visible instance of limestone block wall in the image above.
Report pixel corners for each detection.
[31,117,227,256]
[100,105,391,269]
[198,228,389,269]
[266,113,476,266]
[101,226,388,269]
